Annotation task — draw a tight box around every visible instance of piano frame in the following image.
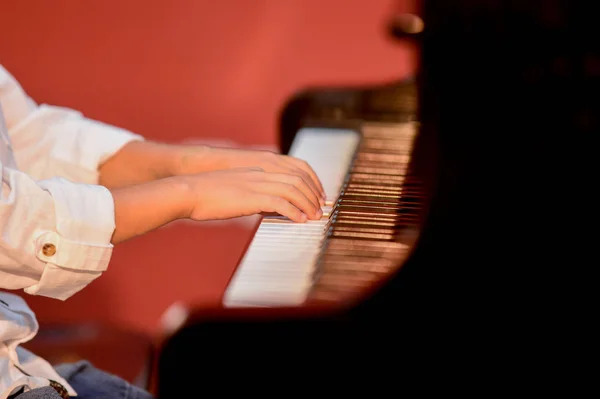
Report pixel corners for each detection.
[155,0,597,392]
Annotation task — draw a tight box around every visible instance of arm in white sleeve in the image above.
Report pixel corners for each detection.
[0,64,144,184]
[0,163,116,300]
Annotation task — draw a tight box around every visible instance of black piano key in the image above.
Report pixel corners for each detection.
[287,121,423,303]
[333,205,419,215]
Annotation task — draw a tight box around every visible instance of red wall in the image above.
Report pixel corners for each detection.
[0,0,417,336]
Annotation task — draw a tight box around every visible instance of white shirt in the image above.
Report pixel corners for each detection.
[0,64,144,398]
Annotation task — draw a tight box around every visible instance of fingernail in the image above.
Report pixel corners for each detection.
[317,209,323,218]
[300,213,307,222]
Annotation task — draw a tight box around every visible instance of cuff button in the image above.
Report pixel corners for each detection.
[42,243,57,256]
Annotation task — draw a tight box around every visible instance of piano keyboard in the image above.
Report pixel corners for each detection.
[223,123,420,307]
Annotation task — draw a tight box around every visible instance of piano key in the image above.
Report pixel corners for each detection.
[325,238,409,252]
[224,128,361,307]
[223,123,419,308]
[286,127,361,202]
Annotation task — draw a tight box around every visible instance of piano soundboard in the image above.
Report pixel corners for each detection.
[223,122,422,308]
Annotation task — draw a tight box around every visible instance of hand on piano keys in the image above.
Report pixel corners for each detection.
[213,148,328,206]
[177,144,327,206]
[224,124,421,308]
[182,167,324,223]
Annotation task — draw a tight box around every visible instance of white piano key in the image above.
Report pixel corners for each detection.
[222,128,359,308]
[286,127,360,202]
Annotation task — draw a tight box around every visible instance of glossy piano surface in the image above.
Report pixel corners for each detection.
[155,75,440,393]
[156,0,597,392]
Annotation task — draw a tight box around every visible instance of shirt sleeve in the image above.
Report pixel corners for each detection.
[0,64,144,184]
[0,165,116,300]
[0,65,143,300]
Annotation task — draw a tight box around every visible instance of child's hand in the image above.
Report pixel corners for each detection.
[177,147,325,206]
[182,167,323,223]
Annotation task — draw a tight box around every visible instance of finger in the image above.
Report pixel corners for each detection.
[279,167,324,207]
[283,156,326,198]
[243,168,322,209]
[284,167,325,206]
[250,157,322,204]
[245,166,265,172]
[233,166,264,173]
[262,173,322,214]
[255,182,321,220]
[255,194,308,223]
[286,157,326,197]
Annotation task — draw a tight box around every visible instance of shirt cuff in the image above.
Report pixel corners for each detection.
[24,178,116,300]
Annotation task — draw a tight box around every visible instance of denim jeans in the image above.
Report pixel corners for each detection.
[13,361,153,399]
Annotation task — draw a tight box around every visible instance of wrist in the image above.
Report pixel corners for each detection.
[109,175,197,244]
[168,175,197,219]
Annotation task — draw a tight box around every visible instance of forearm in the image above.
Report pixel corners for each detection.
[98,140,183,188]
[98,140,227,188]
[110,176,192,244]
